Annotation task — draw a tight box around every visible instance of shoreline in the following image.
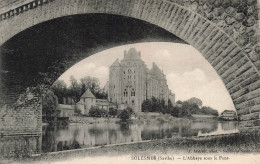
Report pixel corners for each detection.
[13,132,260,163]
[42,113,193,125]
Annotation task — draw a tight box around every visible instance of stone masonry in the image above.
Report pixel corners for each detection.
[0,0,259,132]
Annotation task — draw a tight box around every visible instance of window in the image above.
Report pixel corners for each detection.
[126,101,128,104]
[132,100,135,104]
[131,89,135,96]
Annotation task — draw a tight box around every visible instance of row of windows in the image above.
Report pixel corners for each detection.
[123,91,136,97]
[124,75,136,80]
[125,100,135,104]
[124,69,136,74]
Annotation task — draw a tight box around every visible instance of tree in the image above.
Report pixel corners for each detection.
[170,106,180,117]
[69,76,81,103]
[151,97,159,112]
[187,97,203,108]
[164,99,173,114]
[80,76,107,99]
[201,106,219,116]
[156,99,165,113]
[181,101,199,115]
[142,99,151,112]
[109,107,117,117]
[119,109,131,122]
[176,100,183,104]
[42,90,60,122]
[51,80,68,104]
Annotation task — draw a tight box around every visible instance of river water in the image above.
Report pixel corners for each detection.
[42,120,239,153]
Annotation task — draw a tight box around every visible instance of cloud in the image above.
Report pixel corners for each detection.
[166,68,235,113]
[59,62,109,87]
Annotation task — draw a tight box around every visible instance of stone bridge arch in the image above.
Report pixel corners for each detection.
[0,0,260,132]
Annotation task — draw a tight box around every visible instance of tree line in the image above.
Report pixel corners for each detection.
[51,76,107,104]
[142,97,219,118]
[88,106,134,122]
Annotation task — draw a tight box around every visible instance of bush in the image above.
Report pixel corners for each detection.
[88,106,108,117]
[118,109,131,122]
[170,106,180,117]
[109,107,118,117]
[200,106,219,116]
[141,97,167,113]
[118,107,134,121]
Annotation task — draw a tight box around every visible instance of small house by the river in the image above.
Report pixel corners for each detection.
[77,89,109,115]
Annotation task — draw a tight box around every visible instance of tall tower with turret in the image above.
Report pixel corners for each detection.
[108,48,175,113]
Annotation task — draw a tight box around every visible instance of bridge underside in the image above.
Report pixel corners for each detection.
[0,14,185,105]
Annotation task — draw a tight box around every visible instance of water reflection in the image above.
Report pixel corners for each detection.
[42,120,239,153]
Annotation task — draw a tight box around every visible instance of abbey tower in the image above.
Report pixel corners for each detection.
[108,48,175,113]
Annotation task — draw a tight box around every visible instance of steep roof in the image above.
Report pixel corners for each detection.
[111,58,121,67]
[81,88,95,98]
[149,62,165,79]
[122,48,141,60]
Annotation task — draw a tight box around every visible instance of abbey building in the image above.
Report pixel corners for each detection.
[108,48,175,113]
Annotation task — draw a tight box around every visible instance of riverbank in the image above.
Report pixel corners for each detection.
[67,112,192,125]
[15,132,260,163]
[69,116,120,124]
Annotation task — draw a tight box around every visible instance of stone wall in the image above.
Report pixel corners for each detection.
[0,135,42,158]
[0,104,42,136]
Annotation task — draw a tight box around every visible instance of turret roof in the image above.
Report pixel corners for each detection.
[81,88,95,98]
[122,48,141,60]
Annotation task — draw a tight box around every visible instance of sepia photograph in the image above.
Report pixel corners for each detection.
[0,0,260,163]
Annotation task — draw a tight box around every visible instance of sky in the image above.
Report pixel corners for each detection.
[58,42,236,113]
